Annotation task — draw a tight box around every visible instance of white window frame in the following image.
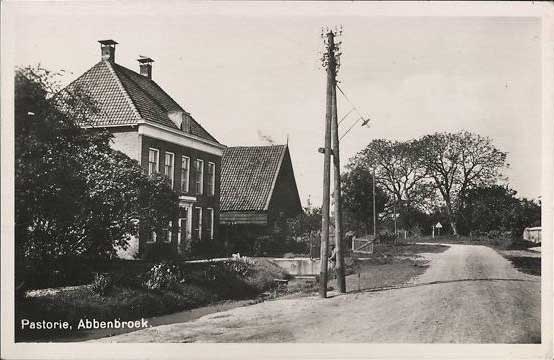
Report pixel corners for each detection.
[181,156,190,193]
[165,221,173,243]
[207,208,214,240]
[148,148,159,175]
[164,152,175,189]
[207,162,215,196]
[195,159,204,195]
[194,207,203,240]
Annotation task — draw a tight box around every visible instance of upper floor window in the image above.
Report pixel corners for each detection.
[207,162,215,196]
[148,148,159,175]
[194,159,204,195]
[181,156,190,193]
[164,152,175,189]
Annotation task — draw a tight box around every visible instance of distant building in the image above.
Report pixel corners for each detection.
[523,227,541,244]
[220,145,302,252]
[66,40,224,258]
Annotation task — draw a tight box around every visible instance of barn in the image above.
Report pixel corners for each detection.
[219,144,302,254]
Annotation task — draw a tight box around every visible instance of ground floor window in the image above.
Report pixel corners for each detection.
[193,207,202,240]
[207,208,214,240]
[147,231,157,243]
[165,221,173,243]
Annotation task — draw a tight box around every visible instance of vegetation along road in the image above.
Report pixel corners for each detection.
[95,244,540,343]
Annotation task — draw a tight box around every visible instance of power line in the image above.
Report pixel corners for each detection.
[340,116,362,141]
[339,108,355,125]
[337,84,366,123]
[336,83,372,140]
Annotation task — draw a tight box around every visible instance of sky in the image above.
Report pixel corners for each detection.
[9,2,543,206]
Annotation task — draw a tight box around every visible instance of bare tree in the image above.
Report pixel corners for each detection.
[415,131,508,235]
[350,139,433,228]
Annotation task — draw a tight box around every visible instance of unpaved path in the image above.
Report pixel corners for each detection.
[95,244,540,343]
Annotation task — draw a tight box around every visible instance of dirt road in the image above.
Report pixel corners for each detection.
[96,244,540,343]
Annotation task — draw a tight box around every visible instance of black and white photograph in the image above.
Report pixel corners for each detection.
[1,1,552,359]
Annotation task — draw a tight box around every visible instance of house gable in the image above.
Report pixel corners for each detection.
[220,145,302,225]
[266,148,303,222]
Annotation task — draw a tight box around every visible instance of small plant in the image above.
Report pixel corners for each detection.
[143,262,184,292]
[223,260,252,278]
[90,273,113,296]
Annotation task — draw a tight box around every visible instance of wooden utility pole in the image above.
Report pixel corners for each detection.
[372,168,377,239]
[331,50,346,294]
[319,30,336,298]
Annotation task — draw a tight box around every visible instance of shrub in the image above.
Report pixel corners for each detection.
[90,273,113,296]
[378,232,398,244]
[142,262,183,292]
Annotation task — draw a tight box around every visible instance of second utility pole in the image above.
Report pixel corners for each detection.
[331,48,346,294]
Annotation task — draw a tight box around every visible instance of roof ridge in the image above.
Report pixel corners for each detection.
[112,64,220,143]
[263,145,287,211]
[227,144,286,149]
[128,68,186,113]
[111,63,169,122]
[104,61,142,120]
[116,65,221,144]
[63,61,102,93]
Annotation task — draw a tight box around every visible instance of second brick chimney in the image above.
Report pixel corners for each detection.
[138,56,154,80]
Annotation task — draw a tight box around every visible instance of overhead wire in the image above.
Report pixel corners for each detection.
[338,108,355,125]
[336,83,372,140]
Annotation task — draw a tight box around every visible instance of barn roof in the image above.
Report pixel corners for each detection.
[221,145,289,212]
[65,60,219,144]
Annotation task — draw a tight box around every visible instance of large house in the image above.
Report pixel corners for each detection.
[66,40,224,258]
[220,145,302,252]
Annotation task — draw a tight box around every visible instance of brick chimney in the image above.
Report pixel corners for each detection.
[138,56,154,79]
[98,39,118,62]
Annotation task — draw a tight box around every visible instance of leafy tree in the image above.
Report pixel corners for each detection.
[341,165,388,235]
[15,66,178,276]
[458,185,540,237]
[415,131,507,235]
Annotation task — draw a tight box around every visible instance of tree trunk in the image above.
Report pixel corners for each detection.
[450,221,458,236]
[444,199,458,236]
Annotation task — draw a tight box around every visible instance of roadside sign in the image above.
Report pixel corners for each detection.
[435,222,442,229]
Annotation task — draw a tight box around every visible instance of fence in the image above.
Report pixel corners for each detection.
[352,236,375,255]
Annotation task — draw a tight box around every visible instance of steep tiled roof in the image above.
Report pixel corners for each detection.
[221,145,287,211]
[66,61,219,143]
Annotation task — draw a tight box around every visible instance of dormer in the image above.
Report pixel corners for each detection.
[168,111,191,133]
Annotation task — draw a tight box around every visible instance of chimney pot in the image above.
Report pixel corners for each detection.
[98,39,118,62]
[138,56,154,80]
